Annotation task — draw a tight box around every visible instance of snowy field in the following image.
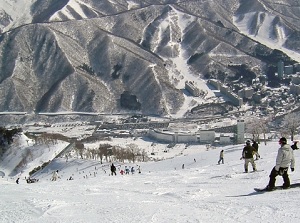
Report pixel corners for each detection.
[1,136,300,223]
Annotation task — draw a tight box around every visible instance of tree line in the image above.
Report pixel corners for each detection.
[245,112,300,144]
[74,143,149,164]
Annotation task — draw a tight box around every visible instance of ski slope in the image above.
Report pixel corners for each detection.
[1,137,300,222]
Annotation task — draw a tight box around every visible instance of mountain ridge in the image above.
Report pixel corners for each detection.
[0,0,299,120]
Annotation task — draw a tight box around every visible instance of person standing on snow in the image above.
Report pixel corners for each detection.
[51,170,59,181]
[252,140,260,160]
[131,166,135,174]
[265,137,295,191]
[111,163,117,176]
[241,140,257,173]
[218,150,224,164]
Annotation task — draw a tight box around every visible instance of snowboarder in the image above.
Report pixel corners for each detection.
[218,150,224,164]
[252,140,260,160]
[241,140,257,173]
[264,137,295,191]
[111,163,117,176]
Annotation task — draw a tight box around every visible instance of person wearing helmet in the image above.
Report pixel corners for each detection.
[241,140,257,173]
[265,137,295,191]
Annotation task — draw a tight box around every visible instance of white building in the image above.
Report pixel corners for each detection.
[199,130,215,143]
[236,120,245,144]
[219,134,231,144]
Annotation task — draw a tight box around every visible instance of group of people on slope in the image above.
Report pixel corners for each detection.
[217,136,296,191]
[241,137,297,191]
[111,163,141,176]
[217,139,260,166]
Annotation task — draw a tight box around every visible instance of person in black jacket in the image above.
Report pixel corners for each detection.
[252,140,260,160]
[111,163,117,176]
[291,141,298,150]
[241,140,257,173]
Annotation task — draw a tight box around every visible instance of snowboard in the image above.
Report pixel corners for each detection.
[254,183,300,192]
[236,170,264,174]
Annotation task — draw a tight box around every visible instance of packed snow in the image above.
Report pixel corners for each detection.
[1,133,300,223]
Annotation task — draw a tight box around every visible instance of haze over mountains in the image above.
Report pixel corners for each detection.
[0,0,299,118]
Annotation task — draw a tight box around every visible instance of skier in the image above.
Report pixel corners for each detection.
[125,166,130,175]
[218,150,224,164]
[241,140,257,173]
[252,140,260,160]
[265,137,295,191]
[111,163,117,176]
[16,178,20,184]
[51,170,59,181]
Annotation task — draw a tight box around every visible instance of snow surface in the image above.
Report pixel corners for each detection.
[1,133,300,223]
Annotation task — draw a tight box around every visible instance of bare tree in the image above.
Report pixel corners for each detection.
[98,144,112,164]
[246,116,271,145]
[282,113,300,141]
[75,142,85,159]
[245,117,262,141]
[126,143,140,163]
[140,149,149,162]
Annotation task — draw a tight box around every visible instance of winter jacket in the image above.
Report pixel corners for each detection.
[219,151,224,158]
[252,142,259,152]
[111,164,116,172]
[275,144,295,171]
[242,145,256,159]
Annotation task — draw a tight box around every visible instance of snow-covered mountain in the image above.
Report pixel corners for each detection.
[0,0,299,119]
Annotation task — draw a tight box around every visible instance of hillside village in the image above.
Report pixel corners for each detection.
[184,61,300,118]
